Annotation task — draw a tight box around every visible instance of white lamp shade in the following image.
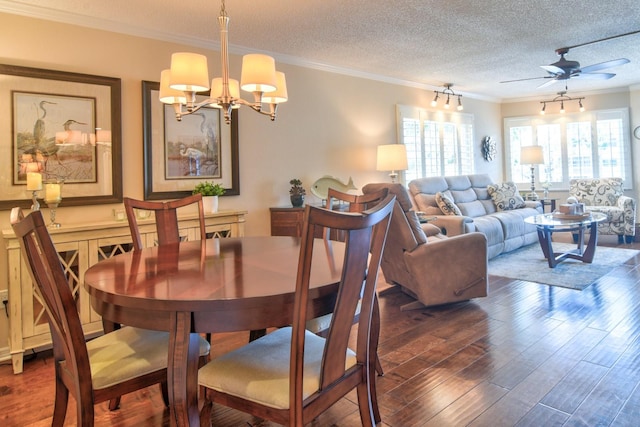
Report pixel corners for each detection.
[240,54,277,93]
[159,69,187,104]
[262,71,288,104]
[169,52,210,92]
[210,78,241,109]
[520,145,544,165]
[377,144,408,171]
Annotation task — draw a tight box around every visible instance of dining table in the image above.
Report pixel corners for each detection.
[83,236,345,426]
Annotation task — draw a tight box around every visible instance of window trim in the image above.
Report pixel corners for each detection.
[397,104,475,182]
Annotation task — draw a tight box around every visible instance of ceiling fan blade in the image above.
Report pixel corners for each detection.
[540,65,564,75]
[580,58,630,73]
[500,76,552,84]
[574,72,616,80]
[537,78,559,89]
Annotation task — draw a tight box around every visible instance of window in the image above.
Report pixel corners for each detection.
[504,108,631,189]
[397,105,474,182]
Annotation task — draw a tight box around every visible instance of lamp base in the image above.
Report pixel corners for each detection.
[525,191,539,201]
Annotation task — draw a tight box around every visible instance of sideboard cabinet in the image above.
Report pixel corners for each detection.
[1,209,246,374]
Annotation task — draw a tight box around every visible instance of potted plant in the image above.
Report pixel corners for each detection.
[193,181,225,213]
[289,178,306,207]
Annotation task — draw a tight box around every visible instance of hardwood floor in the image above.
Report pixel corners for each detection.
[2,235,640,426]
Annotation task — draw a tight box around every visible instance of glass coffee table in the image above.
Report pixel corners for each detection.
[524,212,607,268]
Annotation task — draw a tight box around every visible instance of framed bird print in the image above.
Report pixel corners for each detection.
[13,92,97,184]
[163,104,221,180]
[141,80,239,200]
[0,64,122,210]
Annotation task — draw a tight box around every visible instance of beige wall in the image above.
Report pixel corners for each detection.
[0,12,503,235]
[0,13,503,355]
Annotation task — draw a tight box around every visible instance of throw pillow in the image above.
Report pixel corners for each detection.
[435,191,461,216]
[487,182,526,211]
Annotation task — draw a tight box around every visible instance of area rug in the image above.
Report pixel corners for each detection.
[488,243,639,290]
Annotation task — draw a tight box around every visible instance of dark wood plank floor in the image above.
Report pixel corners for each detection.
[2,235,640,426]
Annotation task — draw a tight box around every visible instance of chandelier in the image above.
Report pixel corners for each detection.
[430,84,463,111]
[159,0,288,124]
[540,90,585,115]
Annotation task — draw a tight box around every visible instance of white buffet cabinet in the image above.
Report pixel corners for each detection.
[1,209,246,374]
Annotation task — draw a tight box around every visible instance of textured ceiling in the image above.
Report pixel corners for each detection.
[2,0,640,102]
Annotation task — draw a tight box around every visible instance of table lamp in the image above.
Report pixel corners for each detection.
[377,144,408,183]
[520,145,544,201]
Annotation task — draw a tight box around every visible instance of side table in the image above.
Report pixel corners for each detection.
[540,198,557,213]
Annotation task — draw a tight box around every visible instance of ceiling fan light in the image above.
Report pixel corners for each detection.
[444,95,450,109]
[431,93,439,107]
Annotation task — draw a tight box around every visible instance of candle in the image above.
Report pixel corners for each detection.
[45,183,61,203]
[26,172,42,191]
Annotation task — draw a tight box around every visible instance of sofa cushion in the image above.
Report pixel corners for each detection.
[487,182,526,211]
[435,191,461,216]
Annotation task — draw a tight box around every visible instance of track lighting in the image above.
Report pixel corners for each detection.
[430,93,439,107]
[539,90,585,115]
[431,84,463,111]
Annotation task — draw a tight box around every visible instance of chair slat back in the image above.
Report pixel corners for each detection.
[289,194,394,415]
[124,193,206,250]
[10,208,91,390]
[327,187,389,213]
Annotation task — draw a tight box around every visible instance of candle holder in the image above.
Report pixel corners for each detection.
[25,171,43,211]
[30,191,41,211]
[44,179,64,228]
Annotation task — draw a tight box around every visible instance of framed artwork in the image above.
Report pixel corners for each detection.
[0,64,122,210]
[142,80,239,200]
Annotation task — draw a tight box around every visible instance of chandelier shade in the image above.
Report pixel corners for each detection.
[210,78,240,109]
[240,54,277,93]
[159,70,187,105]
[169,53,210,92]
[159,0,287,124]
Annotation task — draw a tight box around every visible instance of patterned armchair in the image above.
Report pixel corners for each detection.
[569,178,636,243]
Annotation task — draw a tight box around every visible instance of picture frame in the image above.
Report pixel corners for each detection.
[0,64,122,210]
[142,80,239,200]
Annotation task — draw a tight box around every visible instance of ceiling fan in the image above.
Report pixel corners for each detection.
[500,30,639,88]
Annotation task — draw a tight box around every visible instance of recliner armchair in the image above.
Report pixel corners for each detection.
[363,183,488,310]
[569,178,636,243]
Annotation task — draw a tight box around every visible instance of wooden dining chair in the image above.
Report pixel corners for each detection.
[198,194,395,427]
[123,193,206,251]
[9,208,210,426]
[308,187,389,376]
